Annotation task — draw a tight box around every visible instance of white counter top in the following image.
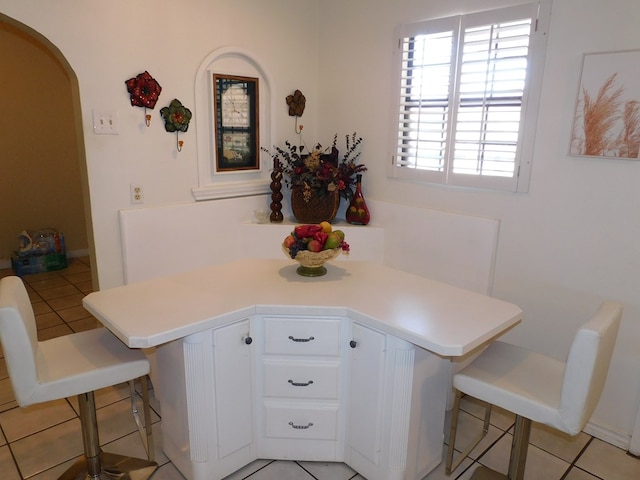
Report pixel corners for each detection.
[83,259,522,356]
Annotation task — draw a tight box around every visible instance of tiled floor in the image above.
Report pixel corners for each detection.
[1,257,639,480]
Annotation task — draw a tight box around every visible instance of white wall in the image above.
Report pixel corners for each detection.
[316,0,640,447]
[1,0,638,448]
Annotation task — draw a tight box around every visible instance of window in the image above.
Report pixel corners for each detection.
[391,2,551,192]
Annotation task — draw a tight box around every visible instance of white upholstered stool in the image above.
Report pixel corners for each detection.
[446,300,622,480]
[0,276,157,480]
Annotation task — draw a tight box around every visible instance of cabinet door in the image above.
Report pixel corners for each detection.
[347,322,386,466]
[213,319,254,459]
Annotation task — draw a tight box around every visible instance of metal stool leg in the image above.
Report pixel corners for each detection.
[130,376,155,461]
[58,390,158,480]
[468,414,533,480]
[446,390,492,475]
[508,415,532,480]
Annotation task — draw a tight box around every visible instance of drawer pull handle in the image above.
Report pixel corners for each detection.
[243,336,253,345]
[288,379,314,387]
[289,421,313,430]
[288,335,315,343]
[350,340,357,348]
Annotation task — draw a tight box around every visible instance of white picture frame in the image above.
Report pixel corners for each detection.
[569,49,640,159]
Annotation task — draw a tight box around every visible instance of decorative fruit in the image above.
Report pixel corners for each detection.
[324,233,341,250]
[307,239,323,252]
[283,235,296,248]
[283,223,350,259]
[319,221,332,233]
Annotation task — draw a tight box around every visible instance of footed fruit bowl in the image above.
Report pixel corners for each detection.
[283,222,350,277]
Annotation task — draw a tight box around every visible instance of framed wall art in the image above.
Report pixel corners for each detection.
[213,74,260,172]
[570,49,640,159]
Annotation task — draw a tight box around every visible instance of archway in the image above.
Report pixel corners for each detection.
[0,14,96,287]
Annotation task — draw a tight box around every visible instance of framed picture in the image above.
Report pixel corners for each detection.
[213,74,260,172]
[570,50,640,159]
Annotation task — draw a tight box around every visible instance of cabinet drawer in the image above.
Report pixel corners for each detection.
[264,361,340,399]
[264,403,338,440]
[264,317,341,356]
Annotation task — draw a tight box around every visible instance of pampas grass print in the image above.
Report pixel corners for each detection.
[571,72,640,158]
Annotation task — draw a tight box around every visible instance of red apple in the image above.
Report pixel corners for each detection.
[283,235,296,248]
[307,239,323,252]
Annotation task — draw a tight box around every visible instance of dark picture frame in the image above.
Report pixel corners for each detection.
[213,74,260,172]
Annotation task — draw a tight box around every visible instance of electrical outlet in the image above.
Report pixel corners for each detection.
[130,184,144,204]
[93,110,119,135]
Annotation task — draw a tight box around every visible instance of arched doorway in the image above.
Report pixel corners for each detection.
[0,14,96,287]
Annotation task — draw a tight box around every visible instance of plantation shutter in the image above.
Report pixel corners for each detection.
[393,3,547,191]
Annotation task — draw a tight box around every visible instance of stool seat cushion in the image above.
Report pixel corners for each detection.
[30,327,150,405]
[454,341,566,431]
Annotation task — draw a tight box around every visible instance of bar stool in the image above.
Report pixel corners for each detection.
[0,276,157,480]
[446,300,622,480]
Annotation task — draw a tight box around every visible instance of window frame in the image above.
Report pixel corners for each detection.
[389,2,551,193]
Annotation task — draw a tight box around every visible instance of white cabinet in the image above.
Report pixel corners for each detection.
[346,322,387,470]
[257,316,346,461]
[155,319,255,480]
[155,314,449,480]
[346,322,450,480]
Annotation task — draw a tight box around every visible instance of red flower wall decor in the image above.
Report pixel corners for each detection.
[125,71,162,109]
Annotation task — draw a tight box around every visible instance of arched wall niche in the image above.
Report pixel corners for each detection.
[0,13,97,289]
[192,46,274,201]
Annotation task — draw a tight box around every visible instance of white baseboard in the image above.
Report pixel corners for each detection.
[0,248,90,270]
[584,420,631,451]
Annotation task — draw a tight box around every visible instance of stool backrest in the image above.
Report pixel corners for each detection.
[0,276,40,406]
[560,301,622,434]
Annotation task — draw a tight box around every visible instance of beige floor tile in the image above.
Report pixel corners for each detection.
[297,461,358,478]
[28,276,72,292]
[73,279,94,294]
[11,418,83,478]
[103,422,168,467]
[529,422,590,463]
[35,311,64,330]
[68,316,101,332]
[45,292,85,310]
[0,398,76,442]
[32,300,53,315]
[38,323,74,340]
[27,457,79,480]
[460,396,515,432]
[576,438,640,479]
[37,284,81,300]
[0,444,21,480]
[55,305,92,322]
[564,466,601,479]
[447,409,506,462]
[60,271,92,284]
[0,378,18,408]
[95,397,159,445]
[0,358,7,380]
[476,431,570,479]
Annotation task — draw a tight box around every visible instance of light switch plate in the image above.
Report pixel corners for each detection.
[93,110,119,135]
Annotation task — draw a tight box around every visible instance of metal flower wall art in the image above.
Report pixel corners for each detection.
[160,99,192,152]
[125,71,162,126]
[286,89,306,134]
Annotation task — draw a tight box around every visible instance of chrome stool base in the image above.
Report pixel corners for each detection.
[470,465,508,480]
[59,452,158,480]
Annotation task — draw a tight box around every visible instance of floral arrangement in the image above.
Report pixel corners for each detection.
[264,133,366,202]
[283,222,350,259]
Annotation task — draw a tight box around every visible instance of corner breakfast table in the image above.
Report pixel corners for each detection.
[83,259,522,480]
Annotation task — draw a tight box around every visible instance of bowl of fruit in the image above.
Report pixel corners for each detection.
[283,222,350,277]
